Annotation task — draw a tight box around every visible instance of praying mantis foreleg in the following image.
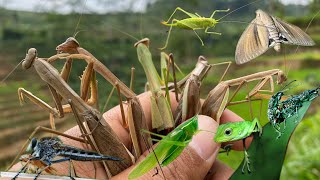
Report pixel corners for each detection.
[55,37,151,159]
[18,48,133,176]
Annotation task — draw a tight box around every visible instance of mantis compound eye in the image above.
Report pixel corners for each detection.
[224,128,232,136]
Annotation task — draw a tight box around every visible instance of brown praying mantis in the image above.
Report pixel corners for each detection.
[173,56,231,126]
[10,48,132,177]
[53,37,151,159]
[202,69,287,123]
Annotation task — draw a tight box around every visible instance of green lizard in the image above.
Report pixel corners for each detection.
[214,118,262,173]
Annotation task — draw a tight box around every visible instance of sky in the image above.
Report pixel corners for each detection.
[0,0,312,14]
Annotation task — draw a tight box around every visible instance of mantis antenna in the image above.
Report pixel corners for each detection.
[0,0,49,85]
[72,0,88,38]
[0,59,23,85]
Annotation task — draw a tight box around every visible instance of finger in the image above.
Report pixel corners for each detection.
[103,91,179,147]
[111,115,220,180]
[219,109,253,150]
[204,160,234,180]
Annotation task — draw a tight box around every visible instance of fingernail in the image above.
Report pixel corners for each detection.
[189,115,220,160]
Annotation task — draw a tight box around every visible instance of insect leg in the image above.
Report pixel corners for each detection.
[162,7,198,24]
[204,27,222,35]
[247,76,273,98]
[169,53,179,101]
[141,129,167,139]
[152,138,190,147]
[193,30,204,46]
[102,85,116,112]
[12,159,31,180]
[209,9,230,18]
[194,13,202,17]
[34,165,51,180]
[57,57,73,102]
[210,61,232,83]
[159,19,177,50]
[17,88,61,118]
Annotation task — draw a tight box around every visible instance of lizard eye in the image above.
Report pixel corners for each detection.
[224,128,232,136]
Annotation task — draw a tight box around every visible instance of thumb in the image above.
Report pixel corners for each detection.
[111,115,220,180]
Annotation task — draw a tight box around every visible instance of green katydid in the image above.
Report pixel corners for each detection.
[128,115,199,179]
[214,118,262,173]
[159,1,262,49]
[160,7,230,49]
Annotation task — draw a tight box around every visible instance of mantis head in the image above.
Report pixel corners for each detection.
[22,48,37,70]
[134,38,150,48]
[277,70,287,84]
[56,37,80,54]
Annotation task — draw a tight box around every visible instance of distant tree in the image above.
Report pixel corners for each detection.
[268,0,284,17]
[310,0,320,14]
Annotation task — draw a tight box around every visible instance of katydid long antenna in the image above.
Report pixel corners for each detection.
[217,0,262,21]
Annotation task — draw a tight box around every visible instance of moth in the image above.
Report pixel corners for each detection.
[235,9,315,64]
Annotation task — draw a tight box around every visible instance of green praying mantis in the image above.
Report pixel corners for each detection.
[128,115,263,178]
[135,38,175,132]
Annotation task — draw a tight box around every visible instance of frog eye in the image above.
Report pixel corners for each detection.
[224,128,232,136]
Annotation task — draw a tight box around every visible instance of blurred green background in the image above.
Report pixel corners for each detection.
[0,0,319,179]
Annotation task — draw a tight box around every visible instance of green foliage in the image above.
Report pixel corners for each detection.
[282,111,320,180]
[231,100,314,179]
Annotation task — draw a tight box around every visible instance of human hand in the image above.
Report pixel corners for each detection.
[9,92,251,180]
[105,92,251,179]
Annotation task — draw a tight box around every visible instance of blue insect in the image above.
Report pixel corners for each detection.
[268,83,319,137]
[13,137,121,180]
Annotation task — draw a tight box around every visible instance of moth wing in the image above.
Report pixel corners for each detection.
[235,18,270,64]
[272,16,315,46]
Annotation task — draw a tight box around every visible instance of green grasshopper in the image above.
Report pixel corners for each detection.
[160,7,230,49]
[128,115,199,179]
[159,1,262,49]
[214,118,262,174]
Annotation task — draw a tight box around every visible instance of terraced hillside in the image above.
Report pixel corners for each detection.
[0,81,76,170]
